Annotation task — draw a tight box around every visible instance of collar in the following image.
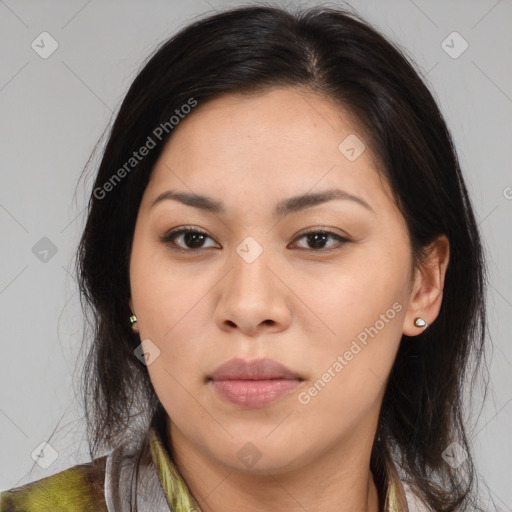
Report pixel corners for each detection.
[147,424,410,512]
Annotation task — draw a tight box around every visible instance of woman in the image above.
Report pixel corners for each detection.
[1,4,489,511]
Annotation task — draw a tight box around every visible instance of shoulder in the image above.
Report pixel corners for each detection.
[0,455,108,512]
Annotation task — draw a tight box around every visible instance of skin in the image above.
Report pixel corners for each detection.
[128,87,449,512]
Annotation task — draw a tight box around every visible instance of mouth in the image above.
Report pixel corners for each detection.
[207,357,304,408]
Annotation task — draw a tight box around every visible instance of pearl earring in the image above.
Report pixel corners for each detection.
[414,317,427,329]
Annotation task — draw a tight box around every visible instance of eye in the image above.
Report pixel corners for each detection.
[290,228,350,252]
[161,227,219,251]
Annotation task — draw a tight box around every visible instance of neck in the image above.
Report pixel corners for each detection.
[166,421,382,512]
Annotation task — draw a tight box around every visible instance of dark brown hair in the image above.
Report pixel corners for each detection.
[75,4,489,511]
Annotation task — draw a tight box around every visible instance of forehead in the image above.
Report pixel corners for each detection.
[162,87,368,159]
[143,87,395,214]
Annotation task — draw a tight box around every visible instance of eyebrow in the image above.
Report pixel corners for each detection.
[151,188,375,217]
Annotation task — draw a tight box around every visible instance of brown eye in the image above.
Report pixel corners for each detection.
[291,230,350,251]
[161,227,219,251]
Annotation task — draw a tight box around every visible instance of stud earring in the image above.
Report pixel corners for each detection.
[129,314,138,331]
[414,317,427,329]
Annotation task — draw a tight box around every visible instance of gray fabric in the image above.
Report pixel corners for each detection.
[104,434,172,512]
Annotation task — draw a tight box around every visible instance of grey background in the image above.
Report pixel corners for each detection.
[0,0,511,508]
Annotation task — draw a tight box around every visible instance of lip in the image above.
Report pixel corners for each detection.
[208,357,303,408]
[209,357,302,381]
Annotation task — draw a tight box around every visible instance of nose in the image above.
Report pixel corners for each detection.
[214,246,292,337]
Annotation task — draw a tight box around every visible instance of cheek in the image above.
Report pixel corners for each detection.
[296,302,404,438]
[145,358,209,440]
[130,237,210,336]
[291,251,407,405]
[292,253,406,346]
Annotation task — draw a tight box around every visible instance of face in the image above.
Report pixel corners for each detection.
[129,87,420,475]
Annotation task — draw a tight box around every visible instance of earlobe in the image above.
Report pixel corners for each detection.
[129,313,139,332]
[402,235,450,337]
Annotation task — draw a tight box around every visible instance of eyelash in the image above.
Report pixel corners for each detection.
[160,226,350,253]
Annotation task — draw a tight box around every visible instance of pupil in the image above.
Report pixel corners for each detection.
[308,233,327,249]
[185,232,205,248]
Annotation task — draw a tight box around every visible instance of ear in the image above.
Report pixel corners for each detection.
[129,297,134,312]
[402,234,450,336]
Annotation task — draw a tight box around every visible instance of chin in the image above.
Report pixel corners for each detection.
[208,436,312,475]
